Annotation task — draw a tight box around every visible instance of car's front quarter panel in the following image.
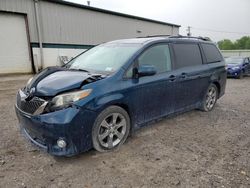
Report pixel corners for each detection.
[75,71,126,110]
[75,69,141,128]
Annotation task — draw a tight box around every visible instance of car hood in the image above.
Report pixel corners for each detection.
[26,67,104,97]
[226,63,241,68]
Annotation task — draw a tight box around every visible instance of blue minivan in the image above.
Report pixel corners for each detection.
[15,36,227,156]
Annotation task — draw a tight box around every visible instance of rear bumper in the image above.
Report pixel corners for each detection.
[15,105,97,156]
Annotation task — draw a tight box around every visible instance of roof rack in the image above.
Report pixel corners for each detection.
[136,35,171,38]
[169,35,211,41]
[136,35,211,41]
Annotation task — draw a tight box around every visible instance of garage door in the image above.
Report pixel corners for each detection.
[0,13,32,74]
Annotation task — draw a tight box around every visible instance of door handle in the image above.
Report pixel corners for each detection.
[169,75,176,82]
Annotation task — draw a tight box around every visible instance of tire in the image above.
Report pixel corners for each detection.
[200,83,218,112]
[92,105,130,152]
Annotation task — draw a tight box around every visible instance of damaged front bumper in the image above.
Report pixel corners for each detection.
[15,104,97,156]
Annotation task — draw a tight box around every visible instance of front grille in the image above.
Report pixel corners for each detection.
[17,91,46,114]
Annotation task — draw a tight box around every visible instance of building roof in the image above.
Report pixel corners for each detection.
[43,0,181,27]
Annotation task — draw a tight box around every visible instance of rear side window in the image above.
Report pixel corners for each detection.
[201,43,222,63]
[173,43,202,69]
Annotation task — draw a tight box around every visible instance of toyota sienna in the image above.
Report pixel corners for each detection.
[15,36,227,156]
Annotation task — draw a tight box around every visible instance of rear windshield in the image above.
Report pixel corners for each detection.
[201,43,223,63]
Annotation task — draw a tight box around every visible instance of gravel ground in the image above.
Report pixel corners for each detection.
[0,75,250,188]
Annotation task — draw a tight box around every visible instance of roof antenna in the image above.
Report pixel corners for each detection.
[87,1,90,6]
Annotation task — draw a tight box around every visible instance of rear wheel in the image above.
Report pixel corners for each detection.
[92,106,130,152]
[200,84,218,112]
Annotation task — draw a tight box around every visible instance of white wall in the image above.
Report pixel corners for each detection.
[32,48,86,70]
[221,50,250,58]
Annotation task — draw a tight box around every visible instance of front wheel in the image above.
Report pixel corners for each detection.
[92,106,130,152]
[200,84,218,112]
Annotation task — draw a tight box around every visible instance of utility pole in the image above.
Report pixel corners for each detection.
[187,26,191,37]
[87,1,90,6]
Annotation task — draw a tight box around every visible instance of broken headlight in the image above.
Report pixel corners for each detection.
[50,89,92,109]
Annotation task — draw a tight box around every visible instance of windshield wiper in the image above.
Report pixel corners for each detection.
[69,68,89,73]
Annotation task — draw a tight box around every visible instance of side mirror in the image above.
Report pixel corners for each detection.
[134,65,157,78]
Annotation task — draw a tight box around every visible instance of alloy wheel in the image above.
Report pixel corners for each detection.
[98,113,127,149]
[205,86,217,110]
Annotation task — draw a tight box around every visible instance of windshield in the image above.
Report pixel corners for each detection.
[67,43,141,74]
[225,57,243,65]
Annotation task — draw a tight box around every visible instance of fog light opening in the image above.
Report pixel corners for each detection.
[57,139,67,148]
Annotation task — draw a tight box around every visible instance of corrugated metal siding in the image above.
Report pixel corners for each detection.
[0,0,38,42]
[0,0,179,45]
[39,1,178,45]
[172,27,179,35]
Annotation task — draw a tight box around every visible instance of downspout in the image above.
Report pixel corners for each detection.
[34,0,44,71]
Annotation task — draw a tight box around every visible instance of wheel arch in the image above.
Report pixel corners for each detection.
[212,81,221,96]
[113,103,130,117]
[109,103,133,132]
[92,93,131,120]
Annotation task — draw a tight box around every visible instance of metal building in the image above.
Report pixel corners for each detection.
[0,0,180,74]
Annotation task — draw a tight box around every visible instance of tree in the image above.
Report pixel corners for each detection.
[235,36,250,49]
[218,39,235,50]
[218,36,250,50]
[245,39,250,49]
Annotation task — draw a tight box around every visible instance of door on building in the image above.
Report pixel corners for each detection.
[0,13,32,74]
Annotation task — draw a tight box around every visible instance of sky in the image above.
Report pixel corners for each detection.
[65,0,250,42]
